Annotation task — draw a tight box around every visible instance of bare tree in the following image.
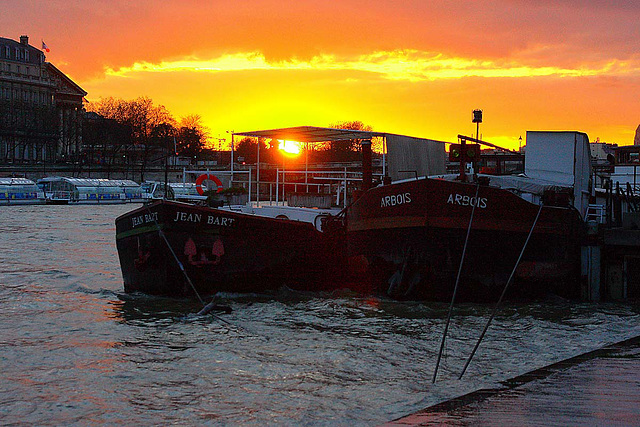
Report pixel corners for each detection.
[316,121,373,162]
[87,96,177,180]
[175,115,210,160]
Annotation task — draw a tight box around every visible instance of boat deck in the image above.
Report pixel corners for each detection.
[383,335,640,426]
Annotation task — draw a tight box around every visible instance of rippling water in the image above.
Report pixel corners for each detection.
[1,204,639,425]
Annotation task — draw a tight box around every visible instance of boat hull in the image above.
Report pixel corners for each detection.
[345,178,585,301]
[1,198,45,205]
[116,178,587,302]
[115,200,340,297]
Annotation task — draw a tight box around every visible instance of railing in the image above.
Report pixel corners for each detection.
[586,204,605,223]
[181,167,384,208]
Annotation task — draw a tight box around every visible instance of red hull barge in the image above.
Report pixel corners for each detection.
[344,177,586,301]
[115,200,341,297]
[115,128,593,302]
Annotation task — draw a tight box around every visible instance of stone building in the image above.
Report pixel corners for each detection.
[0,35,86,164]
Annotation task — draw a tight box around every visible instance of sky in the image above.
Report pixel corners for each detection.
[3,0,640,150]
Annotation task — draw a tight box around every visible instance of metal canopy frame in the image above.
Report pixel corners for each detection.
[232,126,387,207]
[233,126,386,143]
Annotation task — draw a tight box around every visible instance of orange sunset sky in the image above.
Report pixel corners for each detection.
[4,0,639,150]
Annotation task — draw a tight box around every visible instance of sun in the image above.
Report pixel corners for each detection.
[279,140,302,155]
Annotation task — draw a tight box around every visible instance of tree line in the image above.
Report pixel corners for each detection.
[84,96,376,180]
[84,96,211,181]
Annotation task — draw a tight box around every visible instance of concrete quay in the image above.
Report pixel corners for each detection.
[384,336,640,426]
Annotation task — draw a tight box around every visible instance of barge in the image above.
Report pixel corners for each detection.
[115,127,592,301]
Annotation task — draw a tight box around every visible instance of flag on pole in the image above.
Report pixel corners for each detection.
[41,41,50,52]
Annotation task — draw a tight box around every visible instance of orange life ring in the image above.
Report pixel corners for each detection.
[195,174,223,195]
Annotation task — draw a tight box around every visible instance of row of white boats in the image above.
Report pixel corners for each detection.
[0,176,205,205]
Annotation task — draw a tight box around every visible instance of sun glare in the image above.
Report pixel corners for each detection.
[279,140,302,155]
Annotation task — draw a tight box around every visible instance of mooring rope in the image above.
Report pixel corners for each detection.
[459,203,544,379]
[143,204,231,320]
[433,183,481,383]
[139,203,267,339]
[147,205,206,306]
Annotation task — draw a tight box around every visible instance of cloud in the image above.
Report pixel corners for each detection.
[3,0,639,80]
[102,50,640,82]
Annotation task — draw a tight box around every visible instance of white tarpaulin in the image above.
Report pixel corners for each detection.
[386,134,446,181]
[525,131,593,217]
[431,173,571,195]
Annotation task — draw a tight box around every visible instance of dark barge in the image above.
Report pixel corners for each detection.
[116,199,341,296]
[115,127,593,301]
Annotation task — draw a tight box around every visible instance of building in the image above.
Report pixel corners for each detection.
[0,35,86,164]
[590,140,618,163]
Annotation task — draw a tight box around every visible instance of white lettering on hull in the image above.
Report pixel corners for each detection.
[381,192,412,207]
[446,193,488,209]
[207,215,234,226]
[131,212,158,227]
[173,212,202,223]
[171,211,236,227]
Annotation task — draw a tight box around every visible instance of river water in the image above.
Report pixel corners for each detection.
[1,204,639,426]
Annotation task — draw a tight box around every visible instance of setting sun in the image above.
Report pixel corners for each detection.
[279,140,302,155]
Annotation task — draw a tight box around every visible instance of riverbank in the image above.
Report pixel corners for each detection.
[385,335,640,426]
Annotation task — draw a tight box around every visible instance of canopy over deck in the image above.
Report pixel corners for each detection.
[233,126,386,143]
[233,126,447,182]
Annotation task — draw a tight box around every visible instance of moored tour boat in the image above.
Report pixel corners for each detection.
[0,177,45,205]
[37,176,144,204]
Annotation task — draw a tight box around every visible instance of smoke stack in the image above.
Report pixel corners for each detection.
[361,140,372,191]
[20,35,29,45]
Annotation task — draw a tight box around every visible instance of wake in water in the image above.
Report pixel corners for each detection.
[2,205,640,425]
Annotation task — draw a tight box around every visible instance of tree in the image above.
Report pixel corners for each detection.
[316,121,373,162]
[82,112,131,177]
[235,137,269,164]
[87,97,186,180]
[175,115,210,159]
[149,122,177,163]
[176,126,202,158]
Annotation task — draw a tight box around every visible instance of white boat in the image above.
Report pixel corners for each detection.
[140,181,208,203]
[36,177,144,204]
[0,178,45,205]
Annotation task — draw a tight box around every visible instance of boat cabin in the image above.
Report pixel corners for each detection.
[0,177,45,205]
[140,181,208,203]
[609,145,640,194]
[37,177,143,204]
